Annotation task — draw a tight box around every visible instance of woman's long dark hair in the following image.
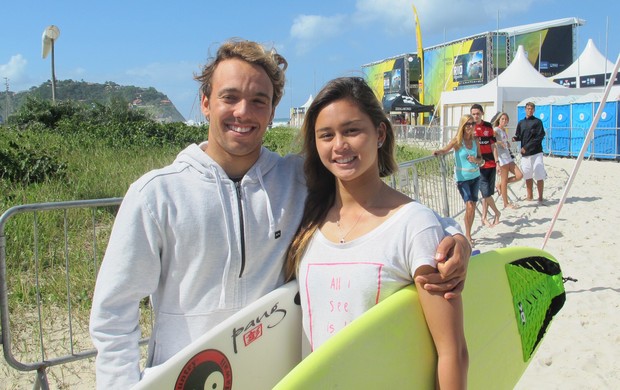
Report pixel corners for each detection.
[285,77,397,280]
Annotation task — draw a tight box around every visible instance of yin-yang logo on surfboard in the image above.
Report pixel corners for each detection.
[175,349,233,390]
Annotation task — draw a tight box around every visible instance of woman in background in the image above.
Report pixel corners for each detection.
[434,115,483,244]
[286,77,468,389]
[493,112,523,209]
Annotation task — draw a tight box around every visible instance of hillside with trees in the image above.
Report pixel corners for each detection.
[0,79,185,123]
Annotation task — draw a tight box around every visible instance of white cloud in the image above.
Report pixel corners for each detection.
[353,0,415,34]
[290,14,346,54]
[289,0,537,47]
[394,0,537,36]
[0,54,29,85]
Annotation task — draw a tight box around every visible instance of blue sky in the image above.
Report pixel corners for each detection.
[2,0,618,122]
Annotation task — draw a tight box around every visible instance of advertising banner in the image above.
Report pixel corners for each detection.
[423,35,488,106]
[512,25,573,77]
[453,50,484,85]
[364,57,408,102]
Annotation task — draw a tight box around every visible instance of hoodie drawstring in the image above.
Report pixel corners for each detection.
[256,166,277,238]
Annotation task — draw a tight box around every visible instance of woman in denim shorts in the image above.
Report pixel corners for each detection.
[434,114,483,245]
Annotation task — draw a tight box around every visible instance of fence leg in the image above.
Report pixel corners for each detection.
[438,156,451,217]
[32,367,49,390]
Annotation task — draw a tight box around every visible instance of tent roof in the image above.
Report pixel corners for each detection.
[551,39,616,80]
[488,45,566,88]
[301,95,314,109]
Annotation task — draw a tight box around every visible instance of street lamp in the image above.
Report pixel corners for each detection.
[42,25,60,102]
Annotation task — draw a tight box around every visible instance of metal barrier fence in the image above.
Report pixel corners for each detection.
[392,125,457,151]
[0,198,153,389]
[388,153,464,218]
[0,155,463,388]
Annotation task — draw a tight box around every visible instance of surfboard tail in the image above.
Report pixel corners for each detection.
[505,255,566,361]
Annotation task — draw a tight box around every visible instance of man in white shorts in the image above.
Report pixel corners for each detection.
[513,102,547,202]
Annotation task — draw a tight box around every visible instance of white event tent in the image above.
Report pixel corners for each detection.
[439,45,590,129]
[289,95,313,128]
[551,39,616,88]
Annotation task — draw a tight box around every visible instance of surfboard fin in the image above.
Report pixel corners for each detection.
[505,255,566,361]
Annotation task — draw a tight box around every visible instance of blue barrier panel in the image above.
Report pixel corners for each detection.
[550,103,572,156]
[571,101,594,157]
[592,100,619,159]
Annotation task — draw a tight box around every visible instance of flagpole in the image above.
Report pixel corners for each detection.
[541,53,620,250]
[412,4,425,114]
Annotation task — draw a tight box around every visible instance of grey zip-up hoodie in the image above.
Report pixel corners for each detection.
[89,143,307,389]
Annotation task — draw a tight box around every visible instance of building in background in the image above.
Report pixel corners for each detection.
[363,17,585,125]
[362,53,433,124]
[289,95,313,128]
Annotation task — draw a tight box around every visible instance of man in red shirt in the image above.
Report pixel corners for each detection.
[471,104,501,226]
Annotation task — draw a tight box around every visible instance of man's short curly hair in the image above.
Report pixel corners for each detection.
[195,38,288,107]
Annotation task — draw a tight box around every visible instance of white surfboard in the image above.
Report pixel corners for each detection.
[132,281,302,390]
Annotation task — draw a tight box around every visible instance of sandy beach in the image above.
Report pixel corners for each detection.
[1,156,619,389]
[459,156,620,389]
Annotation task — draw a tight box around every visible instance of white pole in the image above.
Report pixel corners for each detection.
[51,39,56,102]
[576,24,580,88]
[541,53,620,249]
[604,16,609,85]
[496,10,500,112]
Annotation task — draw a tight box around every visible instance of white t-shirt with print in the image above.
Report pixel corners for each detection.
[298,201,443,350]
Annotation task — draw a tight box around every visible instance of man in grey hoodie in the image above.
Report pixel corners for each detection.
[89,38,471,389]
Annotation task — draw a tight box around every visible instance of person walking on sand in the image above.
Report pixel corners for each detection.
[434,115,483,246]
[493,112,523,209]
[513,102,547,203]
[471,104,501,226]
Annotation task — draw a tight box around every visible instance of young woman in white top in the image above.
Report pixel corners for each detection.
[286,77,468,389]
[493,112,523,209]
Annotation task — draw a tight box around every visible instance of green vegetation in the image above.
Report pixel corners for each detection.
[1,98,204,322]
[1,79,186,123]
[0,98,430,379]
[0,97,427,312]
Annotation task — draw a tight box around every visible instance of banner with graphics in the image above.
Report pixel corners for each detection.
[423,35,491,107]
[363,57,409,102]
[423,24,574,109]
[511,24,573,77]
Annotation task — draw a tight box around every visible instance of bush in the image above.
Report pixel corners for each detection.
[7,97,84,128]
[0,137,67,185]
[7,96,207,149]
[395,143,429,162]
[263,127,302,155]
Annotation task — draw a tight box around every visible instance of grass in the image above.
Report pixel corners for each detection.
[1,125,178,387]
[0,124,429,388]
